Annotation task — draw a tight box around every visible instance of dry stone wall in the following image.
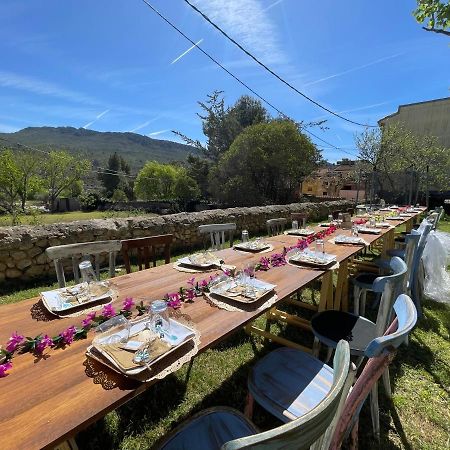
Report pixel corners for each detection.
[0,200,351,282]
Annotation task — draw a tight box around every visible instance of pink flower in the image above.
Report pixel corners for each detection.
[6,332,24,353]
[167,298,182,309]
[0,361,12,377]
[168,292,181,302]
[122,297,135,311]
[200,279,209,288]
[59,326,77,345]
[258,257,270,271]
[270,253,286,267]
[101,304,116,319]
[187,277,196,287]
[186,289,196,301]
[35,335,54,354]
[82,311,97,328]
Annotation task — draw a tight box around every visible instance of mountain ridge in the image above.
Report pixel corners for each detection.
[0,126,197,171]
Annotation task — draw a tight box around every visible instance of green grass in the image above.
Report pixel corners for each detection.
[1,216,449,449]
[0,210,157,227]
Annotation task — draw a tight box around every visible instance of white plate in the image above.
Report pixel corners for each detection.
[178,253,221,269]
[210,278,276,304]
[234,242,270,252]
[334,235,366,245]
[289,249,337,267]
[91,318,196,375]
[357,227,382,234]
[41,282,113,312]
[286,228,315,236]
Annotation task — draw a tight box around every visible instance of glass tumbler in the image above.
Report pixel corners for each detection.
[292,220,299,230]
[241,230,249,243]
[79,260,97,295]
[315,239,325,254]
[149,300,170,336]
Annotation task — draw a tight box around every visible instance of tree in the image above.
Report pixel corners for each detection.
[0,149,21,213]
[209,120,321,206]
[99,152,132,198]
[134,161,200,202]
[185,154,210,198]
[41,150,91,212]
[355,124,450,203]
[414,0,450,36]
[174,91,269,163]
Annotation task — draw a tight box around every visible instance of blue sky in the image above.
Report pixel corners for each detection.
[0,0,449,162]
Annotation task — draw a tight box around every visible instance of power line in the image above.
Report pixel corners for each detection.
[138,0,357,155]
[183,0,377,128]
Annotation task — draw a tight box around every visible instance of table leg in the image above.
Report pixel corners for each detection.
[334,260,349,311]
[381,229,394,258]
[319,271,334,312]
[405,217,413,233]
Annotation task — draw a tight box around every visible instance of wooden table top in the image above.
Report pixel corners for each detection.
[0,209,425,450]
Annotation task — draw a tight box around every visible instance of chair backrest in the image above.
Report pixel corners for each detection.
[434,206,444,230]
[291,212,308,227]
[410,222,433,315]
[266,218,287,236]
[46,240,122,288]
[330,295,417,449]
[121,234,173,273]
[403,233,420,293]
[332,210,342,220]
[371,257,407,337]
[223,341,352,450]
[346,207,355,216]
[198,223,236,250]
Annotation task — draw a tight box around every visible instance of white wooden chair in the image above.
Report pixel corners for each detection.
[198,223,236,250]
[266,218,287,236]
[46,240,122,287]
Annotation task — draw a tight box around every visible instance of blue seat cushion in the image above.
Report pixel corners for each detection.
[311,310,376,356]
[353,272,378,289]
[248,348,333,423]
[158,408,257,450]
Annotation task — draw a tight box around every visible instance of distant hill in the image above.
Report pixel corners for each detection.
[0,126,197,171]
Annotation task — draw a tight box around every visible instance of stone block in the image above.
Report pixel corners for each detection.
[27,247,42,258]
[36,253,49,264]
[24,265,46,277]
[6,268,22,278]
[17,259,32,270]
[11,251,27,261]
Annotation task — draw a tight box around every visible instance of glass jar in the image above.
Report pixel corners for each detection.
[149,300,170,335]
[241,230,249,243]
[292,220,299,230]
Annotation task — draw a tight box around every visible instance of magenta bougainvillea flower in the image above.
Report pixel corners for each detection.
[167,298,182,309]
[0,362,12,377]
[81,311,97,328]
[101,304,116,319]
[186,289,196,301]
[59,326,77,345]
[122,297,135,311]
[35,335,54,354]
[187,277,196,287]
[6,332,25,353]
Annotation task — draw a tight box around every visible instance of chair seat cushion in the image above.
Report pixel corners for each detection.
[311,310,376,356]
[248,348,334,423]
[158,408,257,450]
[353,272,378,289]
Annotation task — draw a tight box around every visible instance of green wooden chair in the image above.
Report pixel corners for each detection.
[156,340,352,450]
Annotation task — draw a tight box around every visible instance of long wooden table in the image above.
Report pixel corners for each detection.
[0,208,425,450]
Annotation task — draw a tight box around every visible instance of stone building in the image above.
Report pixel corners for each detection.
[378,97,450,147]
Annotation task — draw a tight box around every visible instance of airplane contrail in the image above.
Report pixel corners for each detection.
[171,39,204,65]
[148,129,169,137]
[82,109,110,129]
[263,0,283,12]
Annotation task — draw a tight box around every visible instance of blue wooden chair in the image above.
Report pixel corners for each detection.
[330,294,417,447]
[247,295,416,446]
[156,341,352,450]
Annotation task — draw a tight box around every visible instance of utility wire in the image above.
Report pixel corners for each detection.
[183,0,377,128]
[139,0,357,154]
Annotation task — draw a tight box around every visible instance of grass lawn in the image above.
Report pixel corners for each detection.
[1,217,449,449]
[0,210,157,227]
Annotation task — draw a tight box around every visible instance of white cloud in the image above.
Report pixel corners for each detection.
[0,70,98,105]
[0,123,20,133]
[191,0,287,65]
[171,39,204,65]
